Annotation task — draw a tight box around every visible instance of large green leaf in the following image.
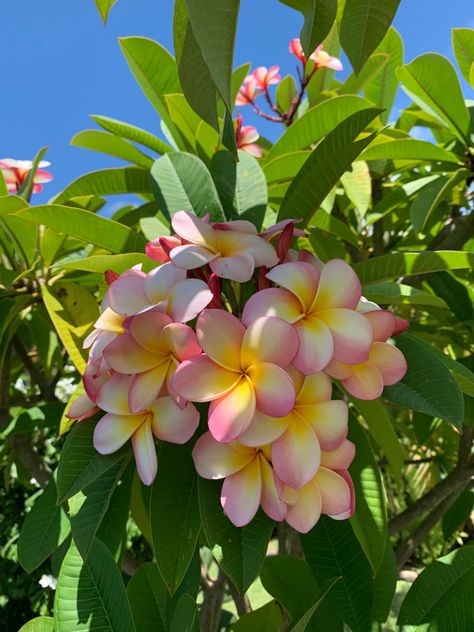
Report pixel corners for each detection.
[364,27,404,124]
[348,416,387,575]
[308,210,359,247]
[289,578,341,632]
[371,539,397,623]
[353,250,474,284]
[58,253,155,274]
[57,421,129,504]
[280,0,337,57]
[452,28,474,87]
[442,488,474,540]
[91,115,172,154]
[54,538,136,632]
[340,161,371,216]
[53,167,152,204]
[18,618,55,632]
[232,601,284,631]
[151,152,224,221]
[302,516,373,632]
[360,138,459,163]
[127,562,167,632]
[18,147,48,201]
[150,443,201,595]
[265,95,371,162]
[397,546,474,631]
[41,282,99,373]
[17,204,146,252]
[198,478,274,594]
[361,281,449,309]
[340,53,389,96]
[96,463,133,558]
[169,594,198,632]
[426,271,474,322]
[384,333,464,427]
[396,54,471,142]
[18,474,70,573]
[94,0,117,24]
[264,151,310,184]
[164,93,220,158]
[340,0,401,73]
[71,130,153,168]
[278,108,381,224]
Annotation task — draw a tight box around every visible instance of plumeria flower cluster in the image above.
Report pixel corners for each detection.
[69,211,407,533]
[0,158,53,194]
[234,37,344,150]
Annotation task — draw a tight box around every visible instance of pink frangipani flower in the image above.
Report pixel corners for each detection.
[0,158,53,194]
[169,211,279,283]
[172,309,299,442]
[289,38,306,64]
[310,45,343,71]
[235,114,263,158]
[242,259,373,374]
[235,75,261,106]
[252,65,281,89]
[192,432,286,526]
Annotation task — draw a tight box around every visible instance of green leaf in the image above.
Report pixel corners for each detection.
[91,115,172,154]
[57,421,129,504]
[0,169,7,195]
[276,75,298,113]
[94,0,117,24]
[231,63,251,105]
[41,282,99,373]
[453,28,474,86]
[53,167,152,204]
[442,488,474,540]
[265,95,371,162]
[371,539,397,622]
[384,333,464,427]
[97,462,133,558]
[340,53,389,95]
[278,107,381,224]
[340,0,401,73]
[231,601,284,631]
[280,0,337,58]
[340,161,371,216]
[264,151,310,184]
[431,350,474,398]
[169,594,198,632]
[18,147,49,201]
[18,618,55,632]
[18,473,70,573]
[289,578,341,632]
[396,53,471,142]
[348,416,387,574]
[397,546,474,631]
[426,271,474,322]
[302,516,373,632]
[353,250,474,284]
[361,282,449,309]
[308,210,359,247]
[54,538,136,632]
[364,27,404,124]
[198,477,273,594]
[360,138,459,163]
[151,153,225,221]
[150,443,201,595]
[18,204,146,252]
[70,459,128,557]
[58,253,155,275]
[173,0,218,128]
[127,562,167,632]
[164,93,220,157]
[71,130,154,168]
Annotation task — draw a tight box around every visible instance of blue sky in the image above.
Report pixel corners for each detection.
[1,0,473,206]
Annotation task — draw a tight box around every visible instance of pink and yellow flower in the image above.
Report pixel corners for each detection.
[172,309,299,442]
[235,75,261,106]
[169,211,279,283]
[93,373,199,485]
[252,65,281,90]
[325,310,407,399]
[0,158,53,194]
[192,432,286,526]
[235,114,262,158]
[242,259,373,374]
[310,45,343,71]
[289,38,306,64]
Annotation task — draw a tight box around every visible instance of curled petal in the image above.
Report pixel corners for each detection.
[241,316,298,368]
[369,342,407,385]
[208,377,256,442]
[300,400,348,452]
[285,483,322,533]
[248,363,295,417]
[132,420,157,486]
[260,456,286,522]
[221,457,262,527]
[313,259,361,310]
[96,373,132,415]
[293,317,333,374]
[317,308,373,365]
[342,362,384,400]
[143,263,187,304]
[67,394,98,420]
[364,310,395,342]
[266,262,319,311]
[242,288,302,326]
[271,414,320,489]
[238,410,288,447]
[210,253,255,282]
[320,440,356,471]
[315,467,352,517]
[192,432,254,479]
[170,244,218,269]
[172,211,217,248]
[197,309,245,371]
[129,363,169,413]
[330,470,355,519]
[149,397,199,443]
[93,412,144,454]
[172,355,240,402]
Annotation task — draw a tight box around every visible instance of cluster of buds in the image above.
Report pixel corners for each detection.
[234,37,344,154]
[69,211,407,533]
[0,158,53,194]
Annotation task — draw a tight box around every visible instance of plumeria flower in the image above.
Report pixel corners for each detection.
[192,432,286,527]
[310,45,343,71]
[172,309,299,442]
[242,259,373,374]
[238,370,348,490]
[252,65,281,90]
[93,373,199,485]
[0,158,53,194]
[325,309,407,399]
[235,114,263,158]
[145,235,181,263]
[168,211,279,283]
[103,310,202,412]
[235,74,261,106]
[289,38,306,64]
[281,440,356,533]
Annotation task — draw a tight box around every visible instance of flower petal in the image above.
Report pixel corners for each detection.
[313,259,361,310]
[107,274,148,316]
[167,279,213,323]
[132,420,157,486]
[192,432,254,479]
[317,308,373,365]
[128,311,172,353]
[93,412,144,454]
[216,231,278,268]
[329,470,355,519]
[149,397,199,443]
[170,244,218,269]
[221,457,262,527]
[299,400,348,451]
[369,342,407,385]
[293,317,333,374]
[238,410,287,447]
[272,414,320,489]
[128,363,170,413]
[67,394,98,420]
[315,467,352,516]
[342,362,384,399]
[172,211,217,248]
[172,355,241,402]
[324,359,353,380]
[248,363,295,417]
[104,333,160,373]
[208,377,256,442]
[242,288,302,326]
[241,316,299,368]
[285,482,322,534]
[320,440,355,470]
[143,263,187,304]
[297,372,332,404]
[159,323,202,361]
[364,310,395,342]
[95,373,132,414]
[197,309,245,371]
[260,456,286,522]
[266,262,319,311]
[209,253,255,283]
